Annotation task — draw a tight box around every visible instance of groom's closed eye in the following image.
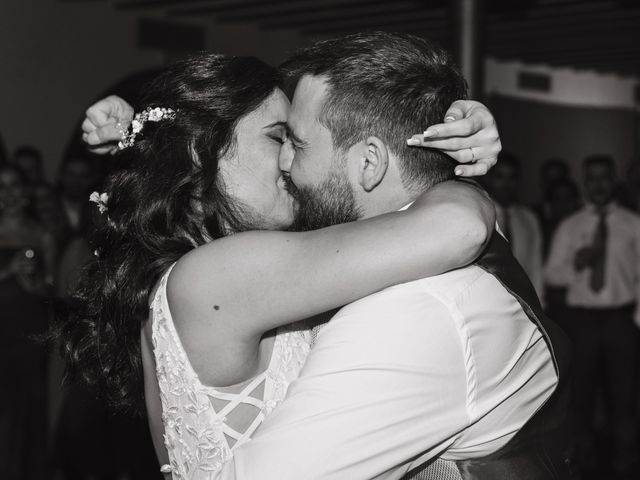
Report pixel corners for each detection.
[285,138,300,152]
[284,126,309,151]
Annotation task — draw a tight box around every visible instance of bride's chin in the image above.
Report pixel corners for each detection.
[281,202,298,230]
[262,200,297,231]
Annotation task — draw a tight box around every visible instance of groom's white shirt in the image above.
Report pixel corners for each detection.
[216,257,557,480]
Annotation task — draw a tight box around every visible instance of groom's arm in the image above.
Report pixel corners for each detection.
[216,292,470,480]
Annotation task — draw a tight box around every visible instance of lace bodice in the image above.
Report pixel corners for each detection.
[151,265,311,478]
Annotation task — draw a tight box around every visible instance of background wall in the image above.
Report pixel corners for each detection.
[485,58,638,109]
[204,21,315,66]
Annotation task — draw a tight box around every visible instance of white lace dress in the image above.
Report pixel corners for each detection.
[150,265,311,479]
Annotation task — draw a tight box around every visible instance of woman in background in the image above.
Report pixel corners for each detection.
[0,164,55,480]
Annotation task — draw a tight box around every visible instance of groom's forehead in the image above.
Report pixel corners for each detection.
[289,75,329,131]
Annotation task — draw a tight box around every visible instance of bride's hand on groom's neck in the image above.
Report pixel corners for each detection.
[406,99,501,178]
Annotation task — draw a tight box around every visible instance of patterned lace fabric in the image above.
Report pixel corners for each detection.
[151,265,311,479]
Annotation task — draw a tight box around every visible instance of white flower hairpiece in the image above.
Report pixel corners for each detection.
[118,106,177,150]
[89,191,109,214]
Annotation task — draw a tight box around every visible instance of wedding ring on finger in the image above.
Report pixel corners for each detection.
[469,147,476,163]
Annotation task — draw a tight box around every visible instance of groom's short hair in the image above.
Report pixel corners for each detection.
[281,32,468,191]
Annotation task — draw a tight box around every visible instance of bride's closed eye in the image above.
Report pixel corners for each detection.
[268,134,285,145]
[265,125,287,145]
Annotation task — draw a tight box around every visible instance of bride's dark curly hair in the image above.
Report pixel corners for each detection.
[52,54,282,414]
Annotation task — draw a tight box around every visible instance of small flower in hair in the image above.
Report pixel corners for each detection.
[89,191,109,214]
[118,106,177,150]
[148,107,166,122]
[131,119,143,134]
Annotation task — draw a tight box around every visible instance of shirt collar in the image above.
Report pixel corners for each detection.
[586,202,617,215]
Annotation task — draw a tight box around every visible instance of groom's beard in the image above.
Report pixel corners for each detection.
[283,170,362,232]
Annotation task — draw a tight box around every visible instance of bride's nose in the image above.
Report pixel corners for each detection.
[278,141,294,173]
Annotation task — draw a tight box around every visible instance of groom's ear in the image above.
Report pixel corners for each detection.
[358,136,389,192]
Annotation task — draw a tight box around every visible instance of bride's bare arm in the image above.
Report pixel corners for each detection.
[168,179,493,341]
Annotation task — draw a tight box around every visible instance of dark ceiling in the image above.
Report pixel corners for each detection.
[86,0,640,77]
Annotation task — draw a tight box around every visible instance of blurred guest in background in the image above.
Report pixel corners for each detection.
[54,201,93,297]
[57,155,99,236]
[618,158,640,212]
[541,177,582,325]
[545,154,640,477]
[483,152,544,296]
[533,157,575,256]
[0,164,54,480]
[538,157,570,198]
[12,146,45,185]
[31,180,71,249]
[540,177,581,259]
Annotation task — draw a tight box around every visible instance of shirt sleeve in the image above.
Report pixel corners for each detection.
[215,289,469,480]
[544,218,576,288]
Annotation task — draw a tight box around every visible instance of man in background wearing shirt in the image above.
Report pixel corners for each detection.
[546,154,640,477]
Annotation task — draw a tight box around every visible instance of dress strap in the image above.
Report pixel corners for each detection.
[205,371,268,417]
[233,411,266,447]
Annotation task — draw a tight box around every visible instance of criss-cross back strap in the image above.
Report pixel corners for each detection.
[202,372,268,444]
[229,411,266,447]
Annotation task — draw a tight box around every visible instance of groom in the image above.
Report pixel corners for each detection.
[216,33,572,479]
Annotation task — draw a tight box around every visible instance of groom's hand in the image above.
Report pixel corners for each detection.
[81,95,134,155]
[407,100,501,178]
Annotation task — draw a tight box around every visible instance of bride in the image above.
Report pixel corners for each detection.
[57,53,500,478]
